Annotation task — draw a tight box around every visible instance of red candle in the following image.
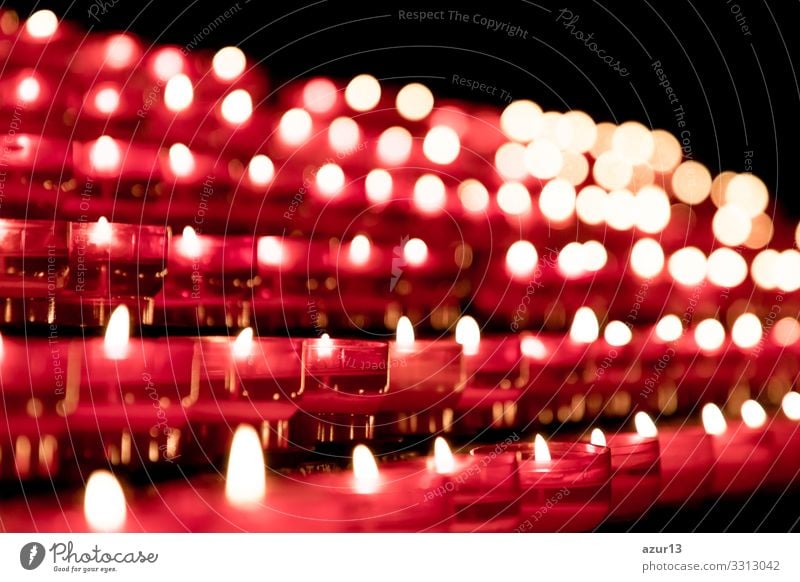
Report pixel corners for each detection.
[474,435,611,532]
[381,316,465,435]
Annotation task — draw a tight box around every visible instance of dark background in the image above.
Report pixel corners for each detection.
[28,0,800,218]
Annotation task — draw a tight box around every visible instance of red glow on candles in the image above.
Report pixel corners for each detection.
[225,424,266,506]
[352,444,380,494]
[84,470,126,532]
[220,89,253,125]
[212,46,246,81]
[302,78,338,113]
[103,304,130,360]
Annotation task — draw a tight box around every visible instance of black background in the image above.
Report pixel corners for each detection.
[30,0,800,218]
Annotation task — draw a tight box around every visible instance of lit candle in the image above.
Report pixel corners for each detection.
[592,412,661,522]
[703,402,773,497]
[381,316,464,435]
[474,434,611,532]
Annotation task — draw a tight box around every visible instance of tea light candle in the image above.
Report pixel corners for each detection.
[302,444,448,532]
[475,434,611,532]
[703,402,774,497]
[381,317,464,435]
[654,423,715,507]
[768,392,800,486]
[590,412,661,521]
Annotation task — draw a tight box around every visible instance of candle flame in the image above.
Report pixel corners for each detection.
[520,334,547,360]
[225,425,266,506]
[89,216,113,246]
[84,470,126,532]
[702,403,727,436]
[104,305,130,360]
[221,89,253,125]
[782,392,800,421]
[741,399,767,429]
[232,327,254,360]
[604,320,633,347]
[590,428,606,447]
[634,411,658,438]
[348,234,371,266]
[534,434,551,462]
[169,143,195,177]
[177,225,203,259]
[655,314,683,342]
[25,10,58,39]
[90,136,121,172]
[16,76,41,103]
[570,306,599,344]
[455,315,480,356]
[352,444,380,494]
[212,46,246,81]
[403,238,428,266]
[257,236,284,267]
[395,316,415,351]
[317,333,334,359]
[433,437,456,475]
[164,74,193,112]
[694,318,726,352]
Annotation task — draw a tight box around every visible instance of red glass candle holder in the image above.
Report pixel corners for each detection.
[604,433,661,521]
[67,220,168,298]
[293,338,389,444]
[379,340,465,436]
[657,426,715,506]
[509,441,611,532]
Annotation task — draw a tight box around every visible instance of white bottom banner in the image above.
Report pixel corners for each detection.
[0,533,797,580]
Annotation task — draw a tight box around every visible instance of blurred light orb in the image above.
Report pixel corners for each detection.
[458,179,489,213]
[712,204,752,246]
[279,108,313,145]
[706,248,748,288]
[506,241,538,279]
[592,151,633,190]
[539,179,576,222]
[212,46,246,80]
[396,83,434,121]
[575,185,607,225]
[671,161,712,205]
[303,78,338,113]
[497,182,532,216]
[500,100,543,142]
[630,238,665,278]
[524,139,563,179]
[668,247,707,286]
[345,74,381,111]
[377,126,413,165]
[731,313,762,349]
[365,169,393,203]
[413,174,447,214]
[694,319,725,352]
[612,121,655,165]
[423,126,460,164]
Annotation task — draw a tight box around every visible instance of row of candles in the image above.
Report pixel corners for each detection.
[2,218,797,309]
[3,396,799,532]
[2,303,799,476]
